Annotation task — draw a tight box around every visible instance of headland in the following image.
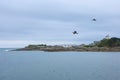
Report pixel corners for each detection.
[14,37,120,52]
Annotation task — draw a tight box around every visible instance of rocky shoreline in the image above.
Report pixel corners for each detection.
[13,37,120,52]
[14,46,120,52]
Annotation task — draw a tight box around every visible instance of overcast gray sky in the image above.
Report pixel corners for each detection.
[0,0,120,47]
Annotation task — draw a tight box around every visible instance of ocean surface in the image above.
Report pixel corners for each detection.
[0,48,120,80]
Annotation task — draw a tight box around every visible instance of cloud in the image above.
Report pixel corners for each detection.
[0,0,120,47]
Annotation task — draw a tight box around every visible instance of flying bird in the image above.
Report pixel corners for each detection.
[72,31,78,34]
[92,18,96,21]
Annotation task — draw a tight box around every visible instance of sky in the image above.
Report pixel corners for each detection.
[0,0,120,48]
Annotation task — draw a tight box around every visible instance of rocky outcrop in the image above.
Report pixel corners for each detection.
[14,46,120,52]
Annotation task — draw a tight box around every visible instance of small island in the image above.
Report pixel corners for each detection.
[14,37,120,52]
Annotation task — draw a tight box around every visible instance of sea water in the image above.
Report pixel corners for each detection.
[0,48,120,80]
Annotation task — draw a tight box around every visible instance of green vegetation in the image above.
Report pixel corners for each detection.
[25,37,120,49]
[83,37,120,48]
[25,44,47,49]
[97,37,120,47]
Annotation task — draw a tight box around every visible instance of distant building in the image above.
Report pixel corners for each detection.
[62,44,72,48]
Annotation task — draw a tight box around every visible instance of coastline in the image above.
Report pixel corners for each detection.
[13,37,120,52]
[13,46,120,52]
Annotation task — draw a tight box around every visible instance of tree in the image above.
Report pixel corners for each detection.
[97,37,120,47]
